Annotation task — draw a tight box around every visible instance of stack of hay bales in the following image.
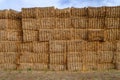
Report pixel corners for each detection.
[18,7,54,70]
[0,9,22,70]
[106,6,120,70]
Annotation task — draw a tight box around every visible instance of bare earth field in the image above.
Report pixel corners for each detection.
[0,70,120,80]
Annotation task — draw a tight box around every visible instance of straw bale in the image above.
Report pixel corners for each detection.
[0,42,19,52]
[82,63,98,71]
[104,29,119,41]
[18,63,48,70]
[115,62,120,70]
[33,42,48,53]
[49,40,67,53]
[52,29,71,40]
[98,41,116,51]
[114,52,120,62]
[106,6,120,18]
[71,17,88,29]
[85,42,98,51]
[50,53,66,64]
[87,29,104,41]
[0,63,16,70]
[67,62,83,71]
[105,18,120,29]
[0,52,17,63]
[97,51,114,63]
[67,52,82,63]
[88,18,105,29]
[7,30,22,41]
[0,19,7,30]
[39,29,53,41]
[22,8,37,18]
[71,7,87,17]
[72,29,88,40]
[55,18,71,29]
[88,7,106,17]
[36,7,55,18]
[22,19,38,30]
[82,51,99,63]
[19,52,48,63]
[49,64,65,71]
[18,42,33,52]
[23,30,38,42]
[55,8,70,18]
[116,41,120,51]
[0,9,21,19]
[67,40,86,52]
[97,63,115,70]
[0,30,7,41]
[37,18,55,29]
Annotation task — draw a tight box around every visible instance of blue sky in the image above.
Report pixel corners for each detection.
[0,0,120,11]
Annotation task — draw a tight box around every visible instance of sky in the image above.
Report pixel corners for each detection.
[0,0,120,11]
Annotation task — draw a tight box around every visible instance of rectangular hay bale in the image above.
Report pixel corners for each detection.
[22,19,38,30]
[49,64,66,71]
[87,29,104,41]
[71,17,88,29]
[105,18,120,29]
[0,63,16,70]
[23,30,38,42]
[88,18,105,29]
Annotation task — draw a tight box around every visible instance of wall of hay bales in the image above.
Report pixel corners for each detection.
[0,6,120,71]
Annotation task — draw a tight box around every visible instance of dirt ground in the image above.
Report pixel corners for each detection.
[0,70,120,80]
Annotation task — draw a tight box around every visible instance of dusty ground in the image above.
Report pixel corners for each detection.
[0,70,120,80]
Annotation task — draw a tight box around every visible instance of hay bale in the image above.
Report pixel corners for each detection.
[82,63,98,71]
[105,18,120,29]
[67,52,82,63]
[67,40,86,52]
[97,51,114,63]
[19,52,48,63]
[71,17,88,29]
[97,63,115,70]
[0,52,17,63]
[0,30,7,41]
[22,19,38,30]
[55,18,71,29]
[18,42,33,52]
[50,53,66,64]
[67,62,83,71]
[39,29,53,41]
[72,29,88,40]
[18,63,48,70]
[49,40,67,53]
[104,29,119,41]
[0,9,21,19]
[85,42,98,51]
[36,7,55,18]
[55,8,70,18]
[88,18,105,29]
[49,64,65,71]
[22,8,37,18]
[7,30,22,41]
[37,18,55,29]
[23,30,38,42]
[116,41,120,51]
[87,29,104,41]
[98,41,116,51]
[114,52,120,62]
[88,7,106,17]
[71,7,87,17]
[0,42,19,52]
[0,19,7,30]
[33,42,48,53]
[115,62,120,70]
[106,6,120,18]
[52,29,71,40]
[0,63,16,70]
[82,51,99,63]
[7,19,22,30]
